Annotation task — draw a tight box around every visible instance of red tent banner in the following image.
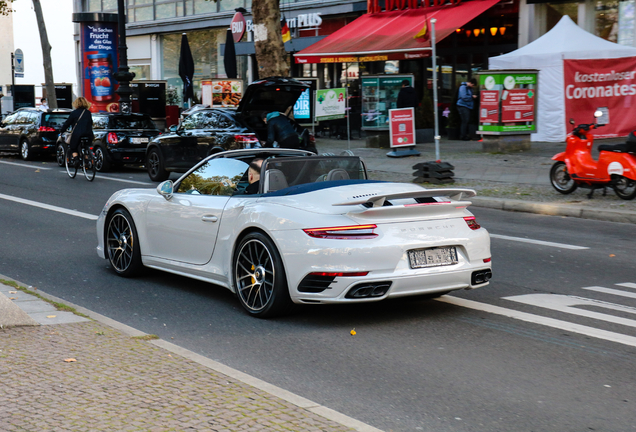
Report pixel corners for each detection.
[564,57,636,138]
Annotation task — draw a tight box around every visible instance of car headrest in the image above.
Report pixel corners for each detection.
[263,169,288,192]
[325,168,350,181]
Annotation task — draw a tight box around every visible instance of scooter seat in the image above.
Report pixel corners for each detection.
[598,143,636,154]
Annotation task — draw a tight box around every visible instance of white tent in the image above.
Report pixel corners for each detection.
[489,16,636,142]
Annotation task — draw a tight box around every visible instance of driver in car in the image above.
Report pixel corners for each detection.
[244,158,264,194]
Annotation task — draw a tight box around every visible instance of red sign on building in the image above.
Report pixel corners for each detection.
[231,12,246,43]
[480,90,499,123]
[564,57,636,138]
[501,89,534,123]
[389,108,415,148]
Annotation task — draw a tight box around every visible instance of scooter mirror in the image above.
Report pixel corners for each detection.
[594,110,603,118]
[569,118,575,125]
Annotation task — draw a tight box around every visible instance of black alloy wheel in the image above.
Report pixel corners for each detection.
[94,144,111,172]
[20,139,32,161]
[146,148,169,182]
[56,142,66,167]
[233,232,293,318]
[106,208,143,277]
[613,176,636,200]
[550,161,578,194]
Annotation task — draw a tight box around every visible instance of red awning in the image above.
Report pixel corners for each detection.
[295,0,500,64]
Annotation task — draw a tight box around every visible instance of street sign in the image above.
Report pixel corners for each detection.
[231,12,246,43]
[14,49,24,73]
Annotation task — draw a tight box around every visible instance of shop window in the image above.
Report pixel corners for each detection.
[156,2,177,19]
[595,0,619,42]
[546,2,578,32]
[302,64,317,78]
[194,0,216,13]
[88,0,102,11]
[134,5,154,21]
[618,0,635,44]
[130,65,151,80]
[102,0,117,10]
[220,0,245,12]
[135,0,153,4]
[186,0,193,15]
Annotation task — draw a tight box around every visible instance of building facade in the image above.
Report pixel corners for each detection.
[72,0,636,108]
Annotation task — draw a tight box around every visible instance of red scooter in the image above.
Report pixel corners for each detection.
[550,111,636,200]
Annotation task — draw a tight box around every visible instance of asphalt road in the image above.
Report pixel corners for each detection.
[1,155,635,432]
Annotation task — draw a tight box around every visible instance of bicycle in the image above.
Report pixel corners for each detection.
[65,136,96,181]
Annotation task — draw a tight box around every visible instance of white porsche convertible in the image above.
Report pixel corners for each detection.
[96,148,492,318]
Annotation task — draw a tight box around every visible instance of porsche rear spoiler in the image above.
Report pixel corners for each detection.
[332,188,476,208]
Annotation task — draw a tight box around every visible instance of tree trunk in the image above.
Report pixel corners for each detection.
[32,0,57,109]
[251,0,289,78]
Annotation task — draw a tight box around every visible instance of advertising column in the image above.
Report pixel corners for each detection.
[73,13,120,113]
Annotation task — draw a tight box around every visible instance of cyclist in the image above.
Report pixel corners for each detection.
[60,97,94,166]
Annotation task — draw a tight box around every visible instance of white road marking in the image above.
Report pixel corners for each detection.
[617,282,636,289]
[504,294,636,327]
[0,193,98,220]
[583,285,636,299]
[490,233,589,250]
[439,295,636,348]
[57,170,153,186]
[0,160,53,170]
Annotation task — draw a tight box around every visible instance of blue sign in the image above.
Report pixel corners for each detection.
[294,88,311,120]
[14,48,24,74]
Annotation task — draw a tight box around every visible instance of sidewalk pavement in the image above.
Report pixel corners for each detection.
[2,136,635,431]
[0,278,376,432]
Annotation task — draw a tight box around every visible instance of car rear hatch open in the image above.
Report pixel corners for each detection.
[236,77,309,138]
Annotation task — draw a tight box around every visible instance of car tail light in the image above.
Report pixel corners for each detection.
[303,224,378,239]
[308,271,369,277]
[38,126,56,132]
[309,133,315,143]
[107,132,119,144]
[235,134,259,146]
[464,216,481,230]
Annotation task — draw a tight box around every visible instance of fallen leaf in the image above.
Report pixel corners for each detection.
[64,358,77,362]
[35,169,40,173]
[8,291,17,294]
[46,315,57,319]
[609,254,616,257]
[350,328,357,336]
[9,297,17,300]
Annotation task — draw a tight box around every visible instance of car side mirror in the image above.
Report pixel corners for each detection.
[569,118,575,125]
[169,125,178,132]
[157,180,173,200]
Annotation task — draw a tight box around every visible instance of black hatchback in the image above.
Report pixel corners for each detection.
[0,108,71,160]
[58,113,162,172]
[145,77,314,182]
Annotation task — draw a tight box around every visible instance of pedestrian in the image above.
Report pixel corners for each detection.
[60,97,94,166]
[457,78,477,141]
[40,97,49,110]
[396,80,418,109]
[262,111,300,149]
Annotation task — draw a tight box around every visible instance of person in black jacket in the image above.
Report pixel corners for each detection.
[60,97,94,165]
[396,80,418,109]
[262,112,299,149]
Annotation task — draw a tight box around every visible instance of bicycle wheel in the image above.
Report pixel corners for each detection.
[82,146,96,181]
[65,149,77,179]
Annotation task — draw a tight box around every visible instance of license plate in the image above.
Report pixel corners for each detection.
[130,137,149,144]
[408,247,458,269]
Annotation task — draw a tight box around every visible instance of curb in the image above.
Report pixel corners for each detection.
[471,197,636,224]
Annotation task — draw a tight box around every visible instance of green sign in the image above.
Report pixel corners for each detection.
[315,88,346,121]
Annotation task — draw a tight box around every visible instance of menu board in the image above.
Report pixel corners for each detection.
[361,75,413,130]
[202,79,243,108]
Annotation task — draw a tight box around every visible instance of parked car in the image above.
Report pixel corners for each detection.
[57,113,162,172]
[145,77,315,182]
[97,148,492,318]
[0,108,71,160]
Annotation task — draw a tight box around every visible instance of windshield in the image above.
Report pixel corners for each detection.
[109,115,155,129]
[260,156,366,193]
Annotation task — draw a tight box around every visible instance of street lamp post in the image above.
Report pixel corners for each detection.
[114,0,135,114]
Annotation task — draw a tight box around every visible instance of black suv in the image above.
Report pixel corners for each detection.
[0,108,71,160]
[145,77,315,182]
[58,113,162,172]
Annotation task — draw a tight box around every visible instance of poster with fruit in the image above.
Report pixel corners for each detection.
[80,20,120,113]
